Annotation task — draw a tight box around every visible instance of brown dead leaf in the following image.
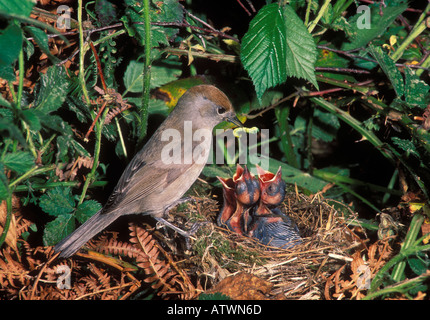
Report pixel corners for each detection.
[206,272,273,300]
[0,196,21,253]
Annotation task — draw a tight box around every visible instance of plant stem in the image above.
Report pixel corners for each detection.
[307,0,331,33]
[313,169,402,196]
[79,108,108,204]
[368,237,430,295]
[391,3,430,61]
[78,0,90,105]
[305,0,312,26]
[310,97,395,163]
[13,180,107,192]
[416,52,430,77]
[391,213,425,282]
[9,165,55,188]
[306,108,314,175]
[275,106,299,168]
[16,48,24,110]
[0,194,12,249]
[138,0,152,143]
[363,271,430,300]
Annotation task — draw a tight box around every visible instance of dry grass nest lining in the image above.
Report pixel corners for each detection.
[170,189,365,299]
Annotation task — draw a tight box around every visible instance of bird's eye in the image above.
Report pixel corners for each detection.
[217,106,227,115]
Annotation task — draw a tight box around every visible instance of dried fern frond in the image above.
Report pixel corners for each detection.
[129,223,185,298]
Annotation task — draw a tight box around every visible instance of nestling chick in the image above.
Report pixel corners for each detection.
[216,176,237,228]
[249,165,302,249]
[230,164,260,234]
[249,207,302,249]
[255,164,286,214]
[55,85,241,258]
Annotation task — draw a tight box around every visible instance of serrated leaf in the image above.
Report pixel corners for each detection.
[34,65,70,113]
[2,151,34,174]
[241,3,318,101]
[391,137,420,158]
[404,68,429,108]
[343,1,407,50]
[43,214,75,246]
[0,117,26,145]
[75,200,102,224]
[283,5,318,88]
[124,0,183,46]
[368,44,404,97]
[408,256,429,276]
[39,187,75,217]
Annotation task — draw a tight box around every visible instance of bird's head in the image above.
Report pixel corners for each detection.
[233,164,260,206]
[256,165,286,207]
[175,85,242,129]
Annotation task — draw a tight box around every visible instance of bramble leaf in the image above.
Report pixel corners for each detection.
[241,3,318,102]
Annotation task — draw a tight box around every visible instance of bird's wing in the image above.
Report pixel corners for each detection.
[101,152,196,215]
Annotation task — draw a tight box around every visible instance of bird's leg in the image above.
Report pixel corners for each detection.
[154,216,198,240]
[154,197,209,244]
[163,196,194,214]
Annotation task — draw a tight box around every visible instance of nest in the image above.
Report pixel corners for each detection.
[1,187,377,300]
[166,187,367,300]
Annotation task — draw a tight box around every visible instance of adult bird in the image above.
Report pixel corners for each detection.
[54,85,242,258]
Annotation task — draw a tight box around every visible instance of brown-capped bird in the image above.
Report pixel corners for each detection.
[55,85,242,258]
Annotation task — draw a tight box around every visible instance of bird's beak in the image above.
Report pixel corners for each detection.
[226,114,243,128]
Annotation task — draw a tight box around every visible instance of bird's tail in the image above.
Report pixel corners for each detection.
[54,210,119,258]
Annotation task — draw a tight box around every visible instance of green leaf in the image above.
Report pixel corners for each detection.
[368,44,404,97]
[24,26,59,63]
[343,0,407,50]
[295,109,340,142]
[404,68,429,108]
[0,0,34,17]
[2,151,34,174]
[124,58,181,93]
[0,117,26,145]
[43,214,75,246]
[283,5,318,88]
[241,3,318,102]
[39,187,75,217]
[123,0,183,46]
[257,156,328,193]
[0,23,23,81]
[21,109,42,131]
[75,200,102,224]
[391,137,420,158]
[34,65,70,113]
[0,167,9,202]
[199,292,231,300]
[407,255,429,276]
[95,0,117,26]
